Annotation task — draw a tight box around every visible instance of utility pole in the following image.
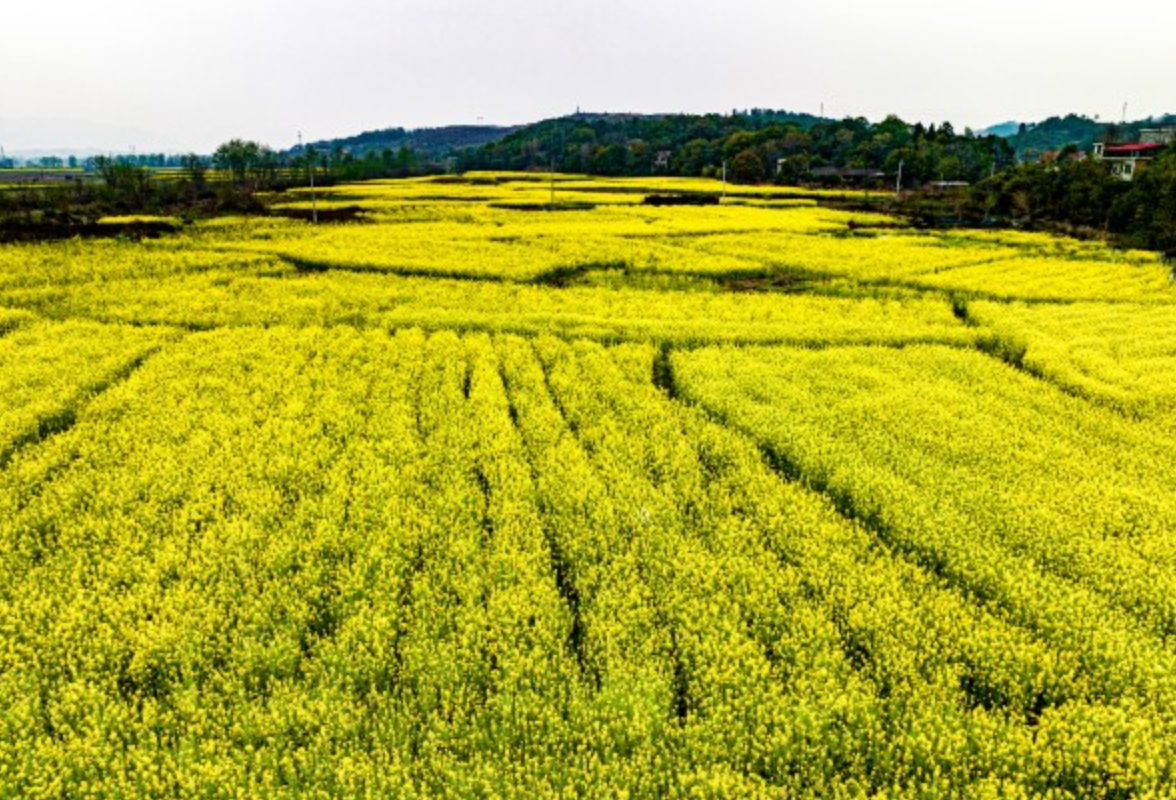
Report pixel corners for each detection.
[299,131,318,225]
[896,159,904,196]
[984,157,998,222]
[721,160,727,201]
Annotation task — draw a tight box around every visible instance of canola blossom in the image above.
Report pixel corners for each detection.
[0,306,33,334]
[968,299,1176,417]
[1,265,974,347]
[0,173,1173,798]
[0,320,179,464]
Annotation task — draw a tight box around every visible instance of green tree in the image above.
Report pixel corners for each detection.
[212,139,275,185]
[776,154,811,184]
[180,154,207,187]
[729,149,766,184]
[93,156,152,200]
[1113,147,1176,249]
[591,144,630,176]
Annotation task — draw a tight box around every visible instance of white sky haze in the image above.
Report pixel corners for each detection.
[2,0,1173,152]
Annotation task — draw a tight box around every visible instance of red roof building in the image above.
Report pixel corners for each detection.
[1093,129,1173,180]
[1101,142,1166,157]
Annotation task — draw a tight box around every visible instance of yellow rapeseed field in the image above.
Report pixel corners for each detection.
[0,174,1174,798]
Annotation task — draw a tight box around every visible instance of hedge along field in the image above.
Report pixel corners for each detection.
[0,173,1175,798]
[966,299,1176,418]
[0,266,977,347]
[0,320,181,465]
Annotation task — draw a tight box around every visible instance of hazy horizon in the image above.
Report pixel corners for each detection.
[3,0,1174,154]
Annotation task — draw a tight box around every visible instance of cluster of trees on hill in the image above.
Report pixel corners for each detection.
[459,110,817,176]
[955,145,1176,251]
[456,111,1015,187]
[306,125,520,158]
[775,117,1015,185]
[307,145,441,181]
[1005,114,1176,162]
[224,139,442,183]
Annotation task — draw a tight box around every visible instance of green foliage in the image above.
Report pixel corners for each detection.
[729,149,765,184]
[93,156,153,199]
[1006,113,1176,160]
[460,112,1014,187]
[179,153,207,187]
[212,139,278,186]
[1110,148,1176,249]
[955,145,1176,249]
[307,124,516,159]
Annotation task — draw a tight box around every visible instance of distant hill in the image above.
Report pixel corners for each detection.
[305,110,1176,167]
[304,109,827,165]
[304,125,520,158]
[288,109,1176,178]
[980,121,1022,138]
[1002,113,1176,159]
[454,110,1014,185]
[458,109,831,174]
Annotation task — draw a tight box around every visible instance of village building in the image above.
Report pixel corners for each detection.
[1092,127,1175,180]
[1141,128,1176,145]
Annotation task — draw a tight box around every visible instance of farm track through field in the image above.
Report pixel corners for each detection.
[955,297,1176,422]
[648,344,1072,717]
[526,336,1117,790]
[670,345,1176,709]
[0,347,163,471]
[496,351,597,690]
[277,253,514,283]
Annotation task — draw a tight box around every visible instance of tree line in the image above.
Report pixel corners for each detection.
[204,139,438,184]
[0,137,442,241]
[456,111,1016,187]
[944,145,1176,251]
[5,122,1173,253]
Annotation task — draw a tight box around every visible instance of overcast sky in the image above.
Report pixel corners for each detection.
[2,0,1173,153]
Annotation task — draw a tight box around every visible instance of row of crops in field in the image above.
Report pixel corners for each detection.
[1,174,1175,798]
